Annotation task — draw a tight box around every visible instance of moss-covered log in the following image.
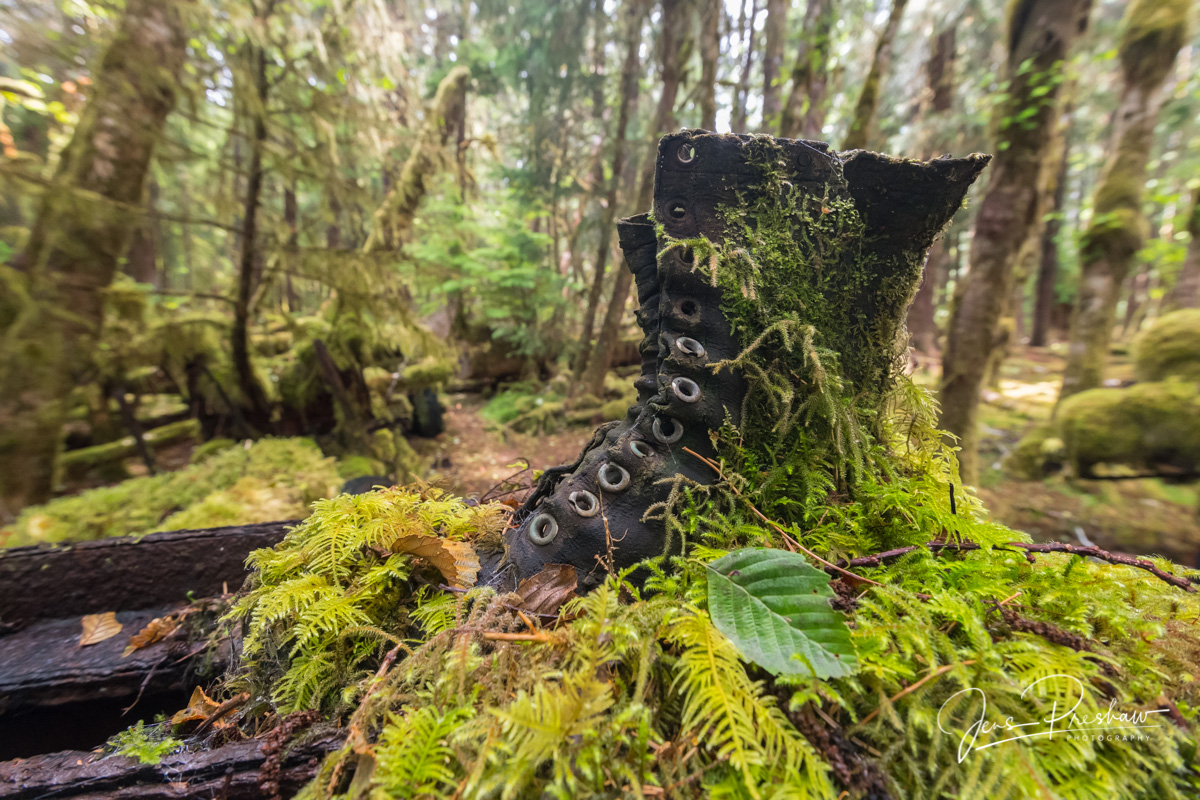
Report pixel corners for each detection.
[1133,308,1200,382]
[939,0,1093,483]
[58,419,200,482]
[0,0,190,513]
[1058,0,1190,401]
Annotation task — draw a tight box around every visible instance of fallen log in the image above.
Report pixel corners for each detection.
[0,520,297,627]
[0,729,344,800]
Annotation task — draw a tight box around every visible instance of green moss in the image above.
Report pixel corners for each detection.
[337,454,388,481]
[58,419,200,481]
[1057,380,1200,477]
[1120,0,1191,90]
[1134,309,1200,382]
[1005,423,1065,480]
[107,720,182,765]
[190,437,238,464]
[1,438,341,547]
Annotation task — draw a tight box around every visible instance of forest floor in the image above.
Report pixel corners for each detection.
[913,344,1200,566]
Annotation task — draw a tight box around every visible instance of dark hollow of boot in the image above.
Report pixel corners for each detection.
[496,131,988,592]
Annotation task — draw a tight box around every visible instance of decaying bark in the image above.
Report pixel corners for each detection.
[0,0,190,514]
[1058,0,1189,402]
[939,0,1092,483]
[841,0,909,151]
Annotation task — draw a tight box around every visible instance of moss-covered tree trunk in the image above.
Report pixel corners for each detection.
[841,0,908,151]
[1161,187,1200,312]
[1030,110,1074,346]
[779,0,833,140]
[362,67,470,253]
[0,0,189,515]
[938,0,1092,484]
[758,0,786,132]
[581,0,689,398]
[1058,0,1189,402]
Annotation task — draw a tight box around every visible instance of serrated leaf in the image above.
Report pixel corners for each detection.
[706,548,857,679]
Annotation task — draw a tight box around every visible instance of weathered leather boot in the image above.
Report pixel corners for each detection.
[499,131,988,591]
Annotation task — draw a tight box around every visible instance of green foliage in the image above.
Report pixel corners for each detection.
[107,720,182,765]
[1134,309,1200,382]
[1,438,340,547]
[226,486,508,712]
[706,548,857,679]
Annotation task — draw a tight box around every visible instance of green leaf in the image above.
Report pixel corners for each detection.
[706,548,857,679]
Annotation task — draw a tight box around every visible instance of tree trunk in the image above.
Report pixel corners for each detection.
[731,0,759,133]
[780,0,833,140]
[759,0,786,132]
[574,0,647,379]
[1058,0,1188,402]
[582,0,688,397]
[841,0,909,151]
[1030,115,1073,346]
[698,0,720,131]
[939,0,1093,484]
[0,0,189,514]
[905,24,957,356]
[231,43,272,422]
[363,67,470,252]
[1162,186,1200,311]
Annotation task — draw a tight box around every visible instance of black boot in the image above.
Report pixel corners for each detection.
[500,131,988,591]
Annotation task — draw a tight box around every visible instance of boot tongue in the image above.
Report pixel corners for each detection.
[617,213,662,406]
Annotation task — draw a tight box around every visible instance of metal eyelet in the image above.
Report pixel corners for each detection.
[671,377,702,403]
[528,513,558,545]
[598,463,631,492]
[678,143,696,165]
[653,416,684,444]
[569,490,600,518]
[675,337,706,358]
[668,199,687,219]
[630,440,653,458]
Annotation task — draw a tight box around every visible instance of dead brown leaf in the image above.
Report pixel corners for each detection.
[390,534,480,588]
[122,615,182,657]
[171,685,223,728]
[515,564,578,617]
[79,612,122,646]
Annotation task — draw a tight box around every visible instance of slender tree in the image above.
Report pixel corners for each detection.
[759,0,787,132]
[0,0,190,512]
[841,0,909,151]
[698,0,721,131]
[731,0,760,133]
[1162,186,1200,311]
[582,0,689,397]
[1030,108,1075,346]
[1058,0,1189,401]
[907,24,957,356]
[780,0,833,140]
[575,0,648,378]
[939,0,1093,484]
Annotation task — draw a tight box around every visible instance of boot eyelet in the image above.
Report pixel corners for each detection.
[598,463,631,492]
[630,440,654,458]
[677,143,697,165]
[680,247,695,265]
[679,299,700,318]
[671,377,702,403]
[569,490,600,518]
[675,337,706,358]
[668,199,687,219]
[528,513,558,545]
[653,416,684,444]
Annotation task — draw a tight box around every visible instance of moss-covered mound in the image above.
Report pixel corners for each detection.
[0,438,341,548]
[1134,309,1200,382]
[1056,380,1200,478]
